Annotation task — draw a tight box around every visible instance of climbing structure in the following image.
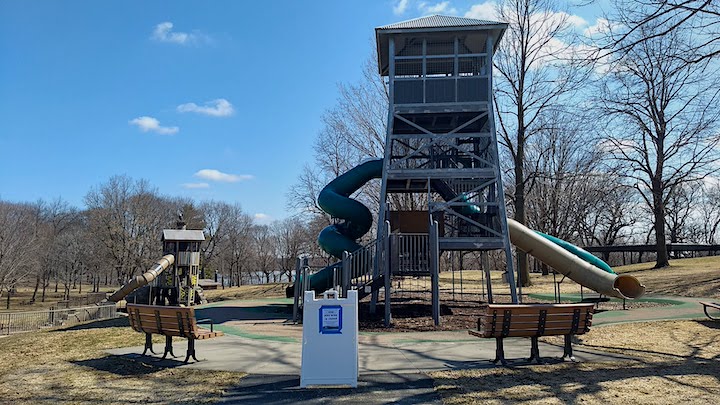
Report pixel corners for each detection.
[373,15,517,325]
[293,16,517,325]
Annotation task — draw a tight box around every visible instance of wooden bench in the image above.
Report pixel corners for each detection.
[700,302,720,321]
[469,303,595,365]
[126,304,223,363]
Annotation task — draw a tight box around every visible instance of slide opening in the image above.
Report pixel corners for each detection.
[613,274,646,299]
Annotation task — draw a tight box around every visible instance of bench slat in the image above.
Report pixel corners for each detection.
[485,304,595,315]
[479,313,592,322]
[479,319,592,329]
[699,302,720,310]
[479,325,592,338]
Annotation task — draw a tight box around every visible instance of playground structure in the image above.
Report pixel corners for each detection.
[291,15,644,326]
[107,215,207,307]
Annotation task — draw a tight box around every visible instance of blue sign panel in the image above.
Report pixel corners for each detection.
[319,305,343,334]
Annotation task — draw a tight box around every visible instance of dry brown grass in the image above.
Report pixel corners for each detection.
[203,283,290,302]
[437,255,720,298]
[0,317,245,404]
[0,286,119,312]
[431,320,720,404]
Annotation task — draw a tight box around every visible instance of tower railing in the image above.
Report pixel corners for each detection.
[341,237,380,297]
[390,233,430,275]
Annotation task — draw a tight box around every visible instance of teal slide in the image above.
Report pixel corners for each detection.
[307,159,384,294]
[534,231,615,274]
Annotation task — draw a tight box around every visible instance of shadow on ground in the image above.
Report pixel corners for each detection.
[53,316,130,331]
[72,354,179,376]
[196,304,292,323]
[221,373,441,405]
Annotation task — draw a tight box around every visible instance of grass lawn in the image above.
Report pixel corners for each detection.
[202,283,289,302]
[0,286,119,312]
[0,317,245,404]
[438,255,720,298]
[431,319,720,404]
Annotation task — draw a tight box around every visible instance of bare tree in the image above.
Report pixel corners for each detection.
[598,22,720,268]
[84,175,175,284]
[0,201,40,307]
[215,203,253,286]
[664,182,701,246]
[695,180,720,244]
[606,0,720,64]
[252,224,277,283]
[274,218,310,282]
[493,0,590,286]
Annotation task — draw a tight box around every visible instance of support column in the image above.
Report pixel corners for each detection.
[430,220,440,326]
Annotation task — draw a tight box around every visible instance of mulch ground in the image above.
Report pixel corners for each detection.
[359,292,672,332]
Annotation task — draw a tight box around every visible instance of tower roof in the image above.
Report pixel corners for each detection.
[375,15,507,75]
[377,15,504,31]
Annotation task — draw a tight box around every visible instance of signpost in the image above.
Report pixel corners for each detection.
[300,289,358,388]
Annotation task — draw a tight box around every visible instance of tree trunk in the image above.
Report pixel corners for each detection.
[653,201,670,269]
[6,288,11,310]
[41,275,48,302]
[515,159,531,287]
[31,275,40,303]
[653,190,670,268]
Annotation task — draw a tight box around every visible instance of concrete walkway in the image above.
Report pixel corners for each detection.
[107,331,628,375]
[107,295,710,404]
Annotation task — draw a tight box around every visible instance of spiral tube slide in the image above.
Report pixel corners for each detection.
[508,219,645,299]
[306,159,384,293]
[107,255,175,303]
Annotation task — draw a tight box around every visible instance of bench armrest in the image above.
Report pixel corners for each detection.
[196,318,215,332]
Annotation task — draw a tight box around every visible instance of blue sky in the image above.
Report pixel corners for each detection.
[0,1,607,223]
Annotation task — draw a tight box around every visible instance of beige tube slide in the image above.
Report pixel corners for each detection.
[508,219,645,299]
[107,255,175,303]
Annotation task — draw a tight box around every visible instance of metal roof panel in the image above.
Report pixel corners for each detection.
[377,15,504,30]
[162,229,206,241]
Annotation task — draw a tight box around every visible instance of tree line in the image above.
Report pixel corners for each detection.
[0,175,322,309]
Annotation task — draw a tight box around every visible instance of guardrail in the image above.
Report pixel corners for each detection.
[0,304,117,335]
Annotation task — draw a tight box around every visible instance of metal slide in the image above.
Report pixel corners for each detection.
[507,219,645,299]
[305,159,384,294]
[107,255,175,303]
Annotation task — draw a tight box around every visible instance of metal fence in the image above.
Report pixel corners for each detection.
[0,304,117,335]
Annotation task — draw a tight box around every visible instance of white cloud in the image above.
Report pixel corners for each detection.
[182,182,210,189]
[254,213,272,224]
[177,99,234,117]
[419,1,458,15]
[583,18,617,37]
[464,2,498,20]
[151,22,206,45]
[394,0,410,15]
[194,169,253,183]
[129,116,179,135]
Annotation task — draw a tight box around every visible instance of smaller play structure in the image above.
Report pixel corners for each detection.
[107,215,207,306]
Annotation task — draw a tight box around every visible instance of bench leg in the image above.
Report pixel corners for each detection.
[492,337,508,366]
[562,335,576,362]
[703,305,720,321]
[142,333,156,355]
[184,338,199,363]
[528,336,543,364]
[161,336,176,359]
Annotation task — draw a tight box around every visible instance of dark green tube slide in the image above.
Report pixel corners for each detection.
[307,159,384,294]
